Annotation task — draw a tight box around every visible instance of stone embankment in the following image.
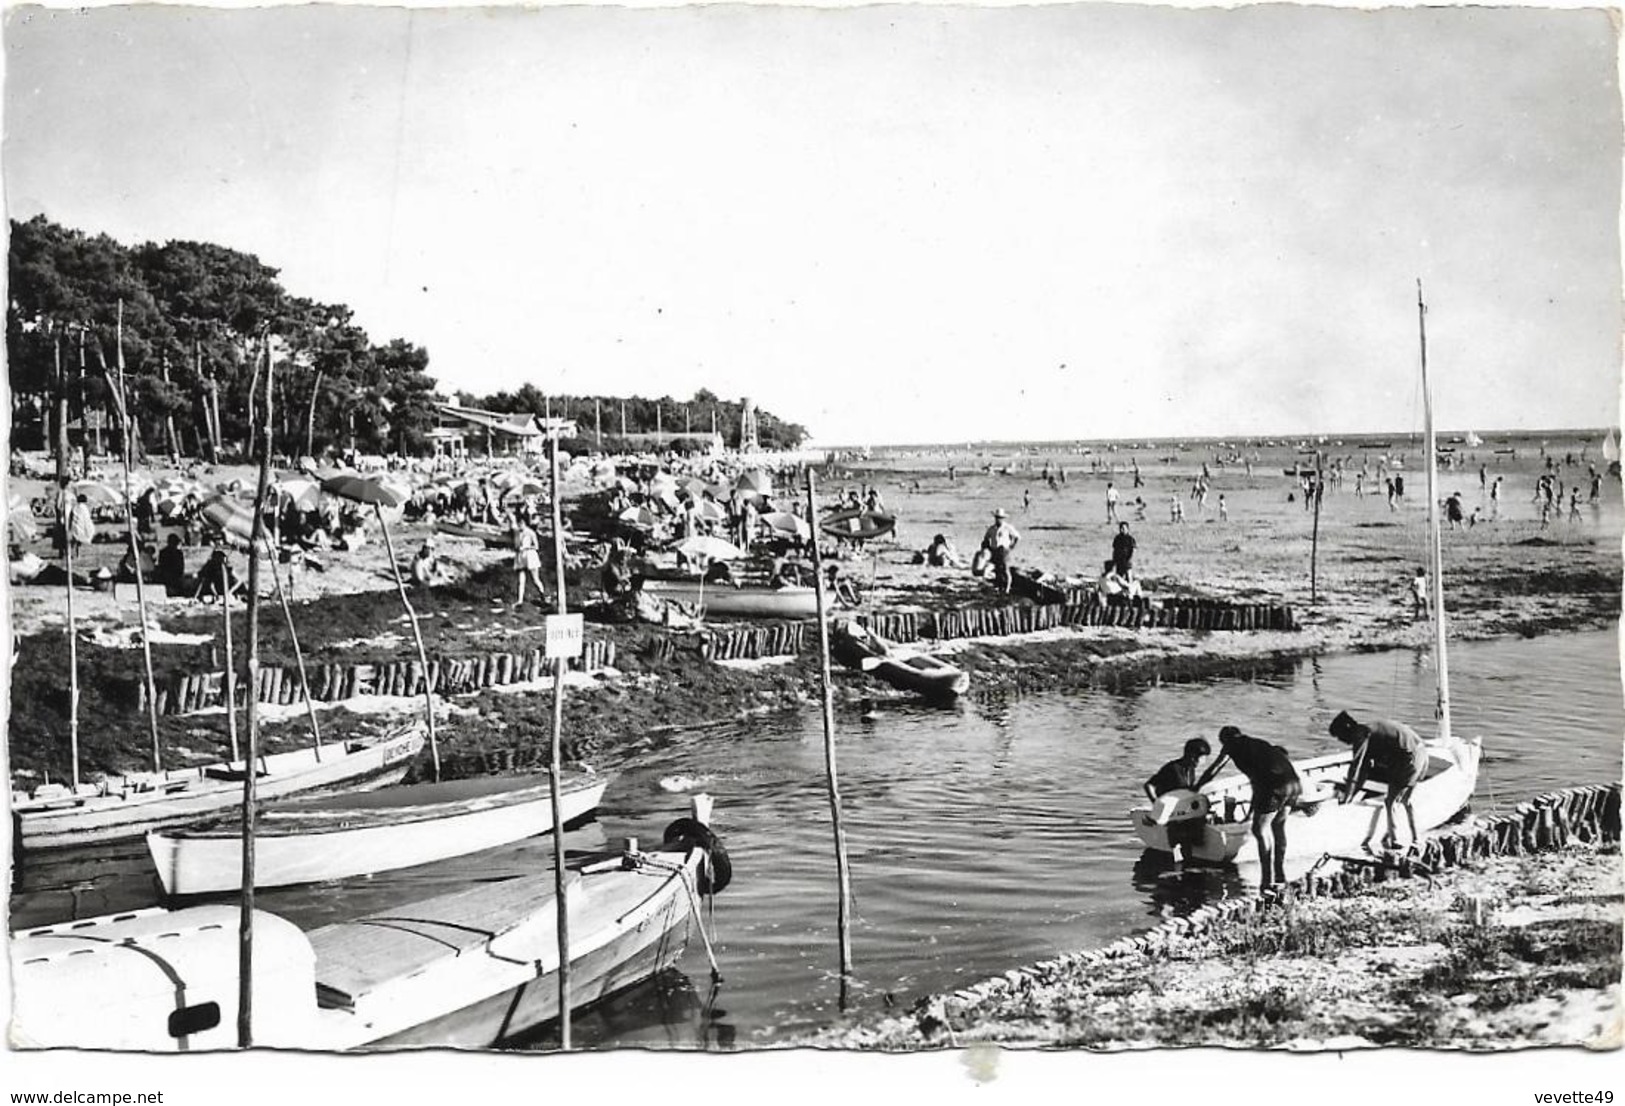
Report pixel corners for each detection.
[822,782,1622,1050]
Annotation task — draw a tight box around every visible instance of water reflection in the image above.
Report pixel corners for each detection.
[1129,850,1252,921]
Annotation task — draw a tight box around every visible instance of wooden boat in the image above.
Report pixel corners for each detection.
[819,509,897,542]
[1131,283,1483,873]
[639,577,822,619]
[11,725,427,851]
[146,769,610,895]
[433,521,511,549]
[830,619,970,700]
[12,802,730,1051]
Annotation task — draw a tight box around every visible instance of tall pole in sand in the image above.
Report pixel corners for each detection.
[55,336,82,790]
[546,432,574,1048]
[237,333,274,1047]
[1309,449,1324,604]
[805,470,853,992]
[111,300,164,771]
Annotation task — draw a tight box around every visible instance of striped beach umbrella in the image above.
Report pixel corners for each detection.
[200,493,259,547]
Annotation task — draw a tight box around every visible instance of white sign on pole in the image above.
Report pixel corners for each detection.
[544,613,585,659]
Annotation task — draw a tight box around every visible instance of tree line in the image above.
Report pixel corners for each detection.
[8,215,811,470]
[7,215,438,470]
[460,385,810,454]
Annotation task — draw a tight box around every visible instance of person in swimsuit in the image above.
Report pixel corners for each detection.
[1202,725,1302,890]
[1143,737,1212,802]
[1330,710,1430,852]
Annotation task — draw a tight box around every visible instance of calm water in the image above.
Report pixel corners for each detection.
[11,628,1620,1048]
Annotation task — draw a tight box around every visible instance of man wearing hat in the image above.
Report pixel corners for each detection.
[979,508,1020,594]
[1329,709,1429,852]
[1201,725,1302,890]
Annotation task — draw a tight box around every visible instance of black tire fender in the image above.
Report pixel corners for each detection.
[662,816,732,895]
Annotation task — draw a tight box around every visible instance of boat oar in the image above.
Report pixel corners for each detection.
[260,534,322,752]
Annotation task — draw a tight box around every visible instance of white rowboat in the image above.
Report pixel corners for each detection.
[13,803,726,1051]
[12,725,427,851]
[146,769,610,895]
[640,578,821,619]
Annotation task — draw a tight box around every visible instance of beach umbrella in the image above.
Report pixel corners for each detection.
[320,473,405,508]
[275,477,322,510]
[504,477,547,498]
[200,493,260,547]
[618,505,658,528]
[69,480,120,507]
[734,469,772,495]
[761,511,811,540]
[675,535,742,562]
[320,472,439,779]
[694,499,728,523]
[648,472,679,496]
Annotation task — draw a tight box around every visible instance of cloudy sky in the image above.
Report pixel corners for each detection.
[4,3,1619,446]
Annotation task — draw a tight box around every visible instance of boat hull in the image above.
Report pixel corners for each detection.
[13,727,427,851]
[147,771,609,895]
[831,620,970,699]
[640,579,819,619]
[433,522,510,549]
[10,837,715,1052]
[359,873,694,1049]
[313,844,709,1050]
[1130,738,1481,867]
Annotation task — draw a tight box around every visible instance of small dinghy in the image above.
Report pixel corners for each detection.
[830,618,970,701]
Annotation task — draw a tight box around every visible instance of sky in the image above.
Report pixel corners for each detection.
[3,3,1620,447]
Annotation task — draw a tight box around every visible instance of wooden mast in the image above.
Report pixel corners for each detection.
[1417,280,1451,741]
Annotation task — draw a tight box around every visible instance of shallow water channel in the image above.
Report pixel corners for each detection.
[11,628,1620,1048]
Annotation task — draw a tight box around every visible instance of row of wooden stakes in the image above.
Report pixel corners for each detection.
[699,623,810,662]
[693,593,1299,664]
[143,639,619,716]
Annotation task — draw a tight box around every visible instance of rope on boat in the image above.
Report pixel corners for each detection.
[637,852,724,982]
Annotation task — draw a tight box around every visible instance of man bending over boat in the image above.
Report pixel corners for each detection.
[1329,710,1428,853]
[1143,737,1211,801]
[1204,726,1302,891]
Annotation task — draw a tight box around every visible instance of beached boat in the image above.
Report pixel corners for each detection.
[1131,283,1482,871]
[819,509,896,542]
[12,802,729,1051]
[434,521,511,549]
[146,768,610,895]
[1129,741,1479,867]
[640,577,821,619]
[830,619,969,700]
[11,725,427,851]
